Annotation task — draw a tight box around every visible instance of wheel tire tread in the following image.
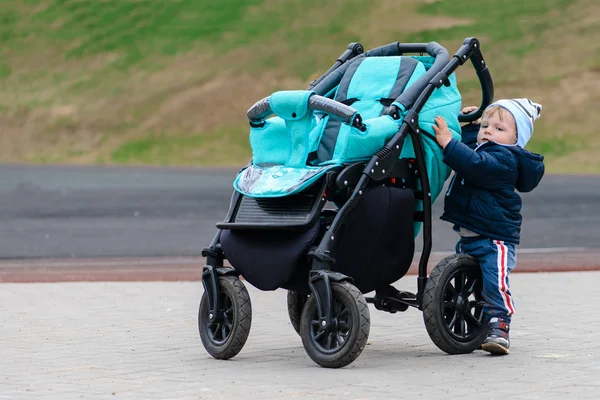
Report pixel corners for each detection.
[199,275,252,360]
[287,291,306,335]
[301,281,370,368]
[423,254,486,355]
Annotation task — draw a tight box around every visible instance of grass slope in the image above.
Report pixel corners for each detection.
[0,0,598,172]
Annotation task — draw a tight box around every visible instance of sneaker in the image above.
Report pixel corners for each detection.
[481,317,510,355]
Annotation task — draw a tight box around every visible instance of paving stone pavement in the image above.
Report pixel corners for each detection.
[1,271,599,400]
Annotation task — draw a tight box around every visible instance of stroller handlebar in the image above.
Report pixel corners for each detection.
[454,37,495,123]
[395,42,446,57]
[247,38,493,130]
[247,94,366,131]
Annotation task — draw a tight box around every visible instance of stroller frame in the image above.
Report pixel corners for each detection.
[199,37,494,367]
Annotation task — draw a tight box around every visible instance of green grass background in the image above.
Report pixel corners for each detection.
[0,0,598,172]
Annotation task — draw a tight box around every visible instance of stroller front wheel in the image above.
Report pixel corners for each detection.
[422,254,488,354]
[300,281,370,368]
[198,275,252,360]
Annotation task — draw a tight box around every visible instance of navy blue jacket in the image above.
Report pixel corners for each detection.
[440,123,545,244]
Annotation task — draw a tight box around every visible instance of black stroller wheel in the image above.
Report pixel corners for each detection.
[300,281,370,368]
[198,275,252,360]
[287,291,308,335]
[423,254,488,354]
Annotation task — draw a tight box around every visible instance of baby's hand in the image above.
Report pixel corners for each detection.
[461,105,482,124]
[432,116,453,149]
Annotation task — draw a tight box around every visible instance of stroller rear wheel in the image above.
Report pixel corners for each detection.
[300,281,370,368]
[198,275,252,360]
[287,291,308,335]
[423,254,488,354]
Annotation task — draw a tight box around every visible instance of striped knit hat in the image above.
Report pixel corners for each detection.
[490,98,542,148]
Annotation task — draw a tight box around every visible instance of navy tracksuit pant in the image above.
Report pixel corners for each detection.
[456,236,517,323]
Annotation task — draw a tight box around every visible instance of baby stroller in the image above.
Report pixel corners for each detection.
[198,37,494,368]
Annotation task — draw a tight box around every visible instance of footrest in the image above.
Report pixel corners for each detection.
[369,286,418,313]
[217,180,327,231]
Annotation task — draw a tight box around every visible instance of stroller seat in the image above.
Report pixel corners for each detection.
[234,54,461,206]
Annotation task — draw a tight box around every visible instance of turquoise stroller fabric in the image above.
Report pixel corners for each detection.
[234,55,462,220]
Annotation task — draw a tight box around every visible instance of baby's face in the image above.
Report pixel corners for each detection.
[477,112,517,146]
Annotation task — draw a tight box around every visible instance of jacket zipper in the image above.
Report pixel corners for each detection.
[446,174,457,196]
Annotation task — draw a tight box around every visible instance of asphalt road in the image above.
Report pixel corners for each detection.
[1,164,599,259]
